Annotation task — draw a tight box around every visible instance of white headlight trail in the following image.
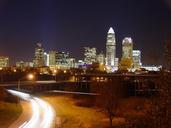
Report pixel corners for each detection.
[7,90,55,128]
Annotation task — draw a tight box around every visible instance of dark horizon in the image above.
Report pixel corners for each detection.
[0,0,171,65]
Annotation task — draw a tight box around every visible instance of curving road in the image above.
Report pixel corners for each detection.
[7,90,56,128]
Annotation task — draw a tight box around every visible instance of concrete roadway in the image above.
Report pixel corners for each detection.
[7,90,56,128]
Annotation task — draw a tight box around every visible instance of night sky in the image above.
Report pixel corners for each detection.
[0,0,171,65]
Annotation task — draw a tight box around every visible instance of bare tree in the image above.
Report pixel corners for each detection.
[164,40,171,70]
[145,41,171,128]
[96,78,123,128]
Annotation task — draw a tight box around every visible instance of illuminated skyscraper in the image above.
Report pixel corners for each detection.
[56,52,70,69]
[44,52,49,66]
[106,27,116,67]
[122,38,133,59]
[33,43,45,67]
[119,37,133,70]
[84,47,96,65]
[49,51,75,69]
[49,51,57,67]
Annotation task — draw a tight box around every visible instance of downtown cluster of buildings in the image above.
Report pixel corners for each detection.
[78,27,142,72]
[0,27,161,72]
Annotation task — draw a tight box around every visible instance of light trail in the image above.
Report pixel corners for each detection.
[7,90,55,128]
[50,90,99,95]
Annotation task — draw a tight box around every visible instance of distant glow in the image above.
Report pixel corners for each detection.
[7,90,55,128]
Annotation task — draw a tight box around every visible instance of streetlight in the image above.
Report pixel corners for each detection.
[0,67,3,83]
[28,74,34,80]
[18,73,34,91]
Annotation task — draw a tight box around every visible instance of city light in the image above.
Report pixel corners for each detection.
[0,1,170,128]
[64,70,67,73]
[53,70,57,74]
[27,74,34,80]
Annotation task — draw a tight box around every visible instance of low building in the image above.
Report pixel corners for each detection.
[16,61,34,69]
[142,65,162,71]
[97,52,105,65]
[0,56,9,68]
[133,50,142,69]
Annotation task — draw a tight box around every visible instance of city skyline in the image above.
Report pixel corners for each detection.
[0,0,171,65]
[0,1,171,128]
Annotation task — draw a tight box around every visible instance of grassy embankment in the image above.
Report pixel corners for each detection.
[42,93,106,128]
[0,88,22,128]
[41,92,149,128]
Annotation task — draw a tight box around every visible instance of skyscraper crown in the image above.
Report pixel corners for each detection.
[108,27,114,34]
[122,37,133,45]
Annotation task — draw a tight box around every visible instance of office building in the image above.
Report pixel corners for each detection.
[106,27,116,67]
[49,51,57,67]
[56,52,70,69]
[16,61,34,69]
[68,58,76,68]
[0,56,9,68]
[97,52,105,65]
[133,50,142,69]
[119,37,133,70]
[33,43,45,67]
[84,47,96,65]
[44,52,49,67]
[122,37,133,59]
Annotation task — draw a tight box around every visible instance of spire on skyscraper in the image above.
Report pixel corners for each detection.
[108,27,115,34]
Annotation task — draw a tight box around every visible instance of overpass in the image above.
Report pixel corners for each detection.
[0,73,160,96]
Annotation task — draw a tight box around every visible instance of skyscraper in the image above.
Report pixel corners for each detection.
[44,52,49,66]
[49,51,57,67]
[119,37,133,70]
[56,52,70,69]
[106,27,116,67]
[122,37,133,59]
[33,43,45,67]
[84,47,97,65]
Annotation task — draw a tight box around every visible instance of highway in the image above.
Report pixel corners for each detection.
[7,90,56,128]
[50,90,99,95]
